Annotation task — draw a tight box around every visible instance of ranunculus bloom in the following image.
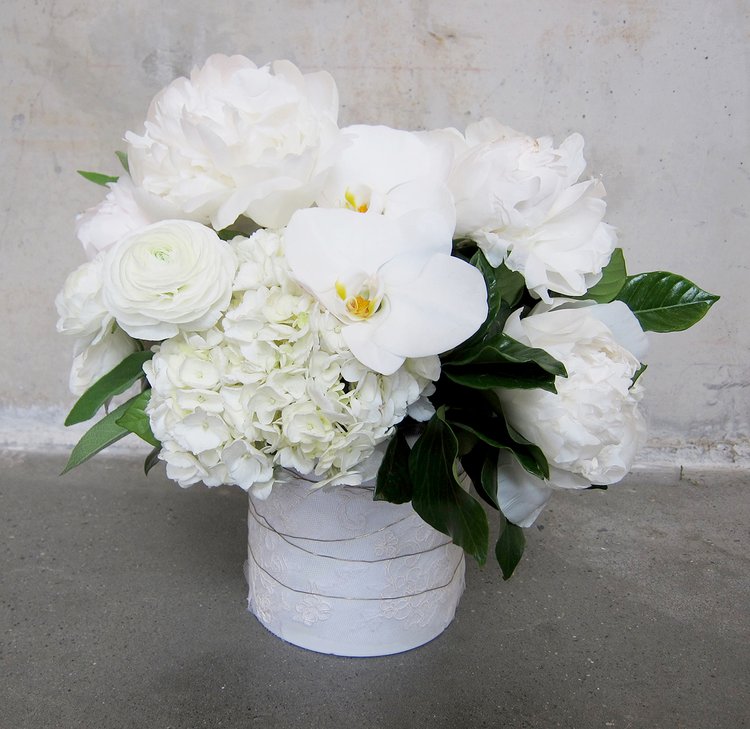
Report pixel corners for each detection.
[495,299,648,526]
[284,208,488,375]
[102,220,236,340]
[448,118,616,301]
[126,55,341,231]
[75,175,184,259]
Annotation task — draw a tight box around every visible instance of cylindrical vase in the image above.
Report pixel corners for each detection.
[245,479,465,657]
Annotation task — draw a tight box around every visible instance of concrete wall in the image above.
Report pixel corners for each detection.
[2,1,747,467]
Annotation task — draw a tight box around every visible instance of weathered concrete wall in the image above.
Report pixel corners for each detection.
[1,1,747,466]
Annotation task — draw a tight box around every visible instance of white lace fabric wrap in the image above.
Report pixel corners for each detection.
[246,480,465,656]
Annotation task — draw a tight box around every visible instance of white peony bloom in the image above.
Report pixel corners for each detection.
[284,208,487,375]
[68,323,139,396]
[126,54,341,231]
[144,228,440,493]
[102,220,236,340]
[448,118,616,301]
[75,175,185,259]
[55,255,111,342]
[495,299,648,526]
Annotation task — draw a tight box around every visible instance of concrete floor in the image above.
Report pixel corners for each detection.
[1,451,748,729]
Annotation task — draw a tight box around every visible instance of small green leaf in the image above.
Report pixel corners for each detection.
[65,350,153,426]
[115,150,130,174]
[579,248,627,303]
[616,272,719,332]
[409,409,489,564]
[61,397,136,475]
[631,362,647,386]
[217,228,245,241]
[495,517,526,580]
[115,389,159,447]
[374,430,413,504]
[495,264,526,309]
[144,446,161,476]
[77,170,119,186]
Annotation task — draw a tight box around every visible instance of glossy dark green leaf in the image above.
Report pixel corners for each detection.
[374,429,413,504]
[615,272,719,332]
[449,413,549,481]
[578,248,627,303]
[60,398,136,475]
[64,350,153,426]
[77,170,118,186]
[442,365,558,393]
[115,389,159,447]
[459,444,498,510]
[409,410,489,565]
[495,517,526,580]
[144,446,162,476]
[446,332,566,375]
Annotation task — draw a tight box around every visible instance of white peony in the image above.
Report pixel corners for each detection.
[68,323,138,395]
[144,228,440,494]
[448,118,616,301]
[75,175,184,259]
[102,220,236,340]
[495,299,648,526]
[55,255,111,342]
[126,54,341,231]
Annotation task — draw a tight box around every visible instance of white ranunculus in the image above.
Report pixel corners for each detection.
[495,299,648,526]
[102,220,236,340]
[284,208,487,375]
[126,54,341,231]
[448,118,615,301]
[75,175,185,259]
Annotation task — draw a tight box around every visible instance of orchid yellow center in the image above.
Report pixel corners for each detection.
[346,295,377,319]
[344,189,369,214]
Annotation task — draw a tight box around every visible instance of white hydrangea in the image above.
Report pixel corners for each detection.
[144,228,439,494]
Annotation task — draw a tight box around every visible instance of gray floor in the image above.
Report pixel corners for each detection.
[1,450,748,729]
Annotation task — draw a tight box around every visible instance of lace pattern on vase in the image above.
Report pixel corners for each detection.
[246,480,466,656]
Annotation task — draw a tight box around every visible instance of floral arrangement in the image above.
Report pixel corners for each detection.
[57,55,717,578]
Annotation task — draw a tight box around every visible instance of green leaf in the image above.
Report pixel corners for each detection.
[577,248,627,303]
[60,397,136,475]
[77,170,119,186]
[615,272,719,332]
[144,446,161,476]
[442,365,558,393]
[495,264,526,309]
[445,332,567,375]
[409,409,489,564]
[217,228,245,241]
[115,389,159,447]
[64,350,153,426]
[460,444,497,510]
[631,362,647,386]
[495,517,526,580]
[374,430,413,504]
[115,150,130,174]
[449,412,549,481]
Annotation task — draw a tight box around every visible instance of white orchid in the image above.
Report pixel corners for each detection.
[317,124,456,231]
[284,208,488,375]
